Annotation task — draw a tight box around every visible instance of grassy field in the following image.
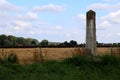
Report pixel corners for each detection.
[0,55,120,80]
[0,47,120,64]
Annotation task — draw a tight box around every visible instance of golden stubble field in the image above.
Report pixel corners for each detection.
[0,47,120,64]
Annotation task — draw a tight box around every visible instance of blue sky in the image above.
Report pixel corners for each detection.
[0,0,120,43]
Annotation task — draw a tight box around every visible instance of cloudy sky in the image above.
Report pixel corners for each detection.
[0,0,120,43]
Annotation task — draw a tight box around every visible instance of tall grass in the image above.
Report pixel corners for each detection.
[0,55,120,80]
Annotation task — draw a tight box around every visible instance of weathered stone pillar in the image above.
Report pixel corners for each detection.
[86,10,96,57]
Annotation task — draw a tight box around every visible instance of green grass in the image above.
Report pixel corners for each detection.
[0,55,120,80]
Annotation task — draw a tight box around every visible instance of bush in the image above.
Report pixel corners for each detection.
[100,55,119,65]
[7,53,18,63]
[62,56,93,66]
[0,53,18,64]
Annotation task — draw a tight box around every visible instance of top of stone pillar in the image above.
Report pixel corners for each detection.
[87,10,95,13]
[87,10,95,20]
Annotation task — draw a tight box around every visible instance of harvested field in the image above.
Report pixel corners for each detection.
[0,47,120,64]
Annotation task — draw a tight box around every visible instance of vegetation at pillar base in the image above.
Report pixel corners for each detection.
[0,55,120,80]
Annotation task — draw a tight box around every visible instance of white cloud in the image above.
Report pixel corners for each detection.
[88,3,120,11]
[73,13,86,26]
[55,25,62,30]
[27,12,38,20]
[66,33,71,38]
[88,3,110,10]
[38,22,48,26]
[11,20,32,30]
[0,0,40,36]
[98,21,111,28]
[15,14,24,20]
[102,0,111,2]
[102,0,118,2]
[73,13,85,21]
[6,31,13,35]
[0,22,7,27]
[116,33,120,36]
[72,31,79,35]
[15,12,38,21]
[101,10,120,24]
[28,31,35,35]
[0,0,23,12]
[33,3,65,12]
[0,12,9,19]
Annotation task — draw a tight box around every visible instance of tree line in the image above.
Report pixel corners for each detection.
[0,34,39,47]
[0,34,79,48]
[97,42,120,47]
[0,34,119,48]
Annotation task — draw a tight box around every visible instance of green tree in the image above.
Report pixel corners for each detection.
[25,38,39,46]
[32,39,39,45]
[25,38,33,45]
[8,35,17,46]
[63,41,70,47]
[0,34,7,46]
[4,39,11,46]
[40,39,48,46]
[16,37,26,45]
[48,42,60,46]
[70,40,77,47]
